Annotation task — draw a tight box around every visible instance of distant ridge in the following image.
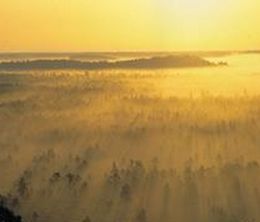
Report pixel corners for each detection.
[0,55,227,71]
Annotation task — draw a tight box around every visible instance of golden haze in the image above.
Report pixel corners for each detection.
[0,0,259,51]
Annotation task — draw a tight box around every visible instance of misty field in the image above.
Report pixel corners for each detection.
[1,57,260,222]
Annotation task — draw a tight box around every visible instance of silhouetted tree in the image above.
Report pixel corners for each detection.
[120,183,131,201]
[135,208,147,222]
[49,172,61,183]
[32,211,39,222]
[82,216,91,222]
[17,178,28,197]
[0,205,22,222]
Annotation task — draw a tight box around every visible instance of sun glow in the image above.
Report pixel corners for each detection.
[0,0,259,51]
[154,0,243,50]
[164,0,230,29]
[173,0,223,15]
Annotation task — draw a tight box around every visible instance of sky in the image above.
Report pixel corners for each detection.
[0,0,259,52]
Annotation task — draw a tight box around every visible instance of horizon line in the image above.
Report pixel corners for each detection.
[0,49,260,54]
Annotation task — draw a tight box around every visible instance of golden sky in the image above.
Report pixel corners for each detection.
[0,0,259,51]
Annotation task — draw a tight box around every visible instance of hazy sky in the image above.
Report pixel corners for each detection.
[0,0,259,51]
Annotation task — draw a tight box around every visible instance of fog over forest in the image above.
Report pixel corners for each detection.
[1,53,260,222]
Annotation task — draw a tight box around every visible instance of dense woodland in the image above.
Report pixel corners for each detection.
[0,68,260,222]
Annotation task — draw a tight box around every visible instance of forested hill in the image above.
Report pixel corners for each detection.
[0,55,227,71]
